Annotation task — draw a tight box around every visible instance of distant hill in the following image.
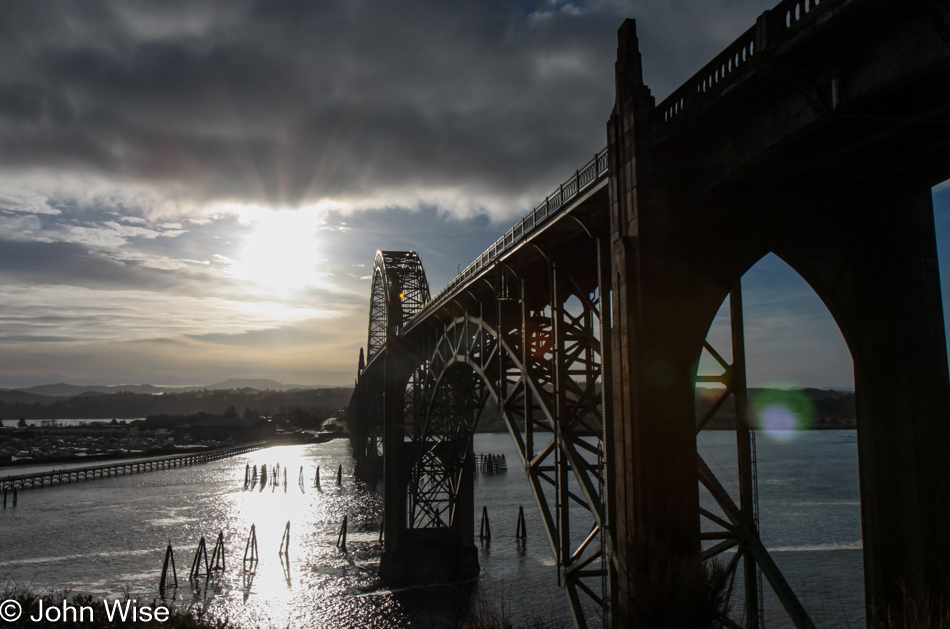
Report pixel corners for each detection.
[0,390,66,405]
[10,380,318,399]
[18,383,169,397]
[202,378,314,391]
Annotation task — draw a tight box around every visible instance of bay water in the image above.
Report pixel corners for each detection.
[0,431,862,628]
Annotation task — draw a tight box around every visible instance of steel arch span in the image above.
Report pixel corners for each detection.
[351,250,431,477]
[367,250,430,362]
[402,308,611,628]
[357,227,614,628]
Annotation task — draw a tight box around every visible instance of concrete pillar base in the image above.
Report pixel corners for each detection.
[379,536,479,584]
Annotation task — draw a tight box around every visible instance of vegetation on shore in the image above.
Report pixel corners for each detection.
[697,386,856,430]
[871,588,950,629]
[0,387,352,422]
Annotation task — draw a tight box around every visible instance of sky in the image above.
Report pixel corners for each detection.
[0,0,948,389]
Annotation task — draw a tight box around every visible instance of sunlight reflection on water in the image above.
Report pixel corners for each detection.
[0,438,569,628]
[0,433,864,628]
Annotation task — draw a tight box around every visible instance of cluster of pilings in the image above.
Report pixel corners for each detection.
[243,462,345,493]
[474,453,507,475]
[478,505,527,546]
[159,531,226,596]
[160,514,374,597]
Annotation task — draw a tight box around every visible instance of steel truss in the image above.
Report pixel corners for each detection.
[696,284,816,629]
[401,238,611,629]
[358,249,820,629]
[357,250,432,468]
[367,250,430,361]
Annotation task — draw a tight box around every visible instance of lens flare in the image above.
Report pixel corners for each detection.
[752,387,813,441]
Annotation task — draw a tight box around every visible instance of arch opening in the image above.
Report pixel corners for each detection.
[695,253,861,628]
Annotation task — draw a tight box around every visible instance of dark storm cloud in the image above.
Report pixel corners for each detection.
[4,0,833,387]
[0,0,775,213]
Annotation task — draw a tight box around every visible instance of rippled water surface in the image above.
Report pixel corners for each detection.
[0,432,863,628]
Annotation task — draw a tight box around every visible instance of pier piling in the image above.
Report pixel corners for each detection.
[279,521,291,557]
[190,536,210,580]
[210,531,226,572]
[515,506,526,541]
[243,524,259,568]
[337,514,348,551]
[160,542,178,594]
[480,506,491,541]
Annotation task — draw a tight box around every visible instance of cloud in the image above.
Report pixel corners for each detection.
[0,283,340,345]
[5,0,872,388]
[0,0,777,221]
[0,189,61,215]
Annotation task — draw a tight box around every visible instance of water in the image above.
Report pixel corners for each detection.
[0,432,863,628]
[699,429,864,628]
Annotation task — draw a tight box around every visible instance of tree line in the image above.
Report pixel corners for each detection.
[0,387,353,421]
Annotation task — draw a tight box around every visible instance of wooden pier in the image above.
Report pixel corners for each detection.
[0,443,266,492]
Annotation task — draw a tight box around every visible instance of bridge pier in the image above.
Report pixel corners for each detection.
[377,316,480,583]
[773,188,950,619]
[606,21,706,620]
[607,14,950,625]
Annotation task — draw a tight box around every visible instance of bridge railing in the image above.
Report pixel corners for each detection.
[657,0,831,128]
[417,147,609,320]
[407,0,833,324]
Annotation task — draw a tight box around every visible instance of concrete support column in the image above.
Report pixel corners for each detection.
[848,191,950,619]
[380,337,410,574]
[454,438,476,547]
[606,19,702,613]
[777,189,950,620]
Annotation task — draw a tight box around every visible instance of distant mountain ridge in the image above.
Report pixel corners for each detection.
[0,385,353,421]
[0,379,321,400]
[200,378,314,391]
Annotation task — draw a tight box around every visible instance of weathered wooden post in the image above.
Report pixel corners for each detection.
[337,514,349,551]
[159,542,178,594]
[210,531,226,572]
[189,536,210,580]
[479,506,491,541]
[243,524,259,568]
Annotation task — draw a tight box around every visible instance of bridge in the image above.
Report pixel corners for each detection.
[0,443,265,491]
[347,1,950,627]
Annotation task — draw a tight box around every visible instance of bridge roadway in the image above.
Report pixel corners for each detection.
[350,0,950,627]
[0,442,265,492]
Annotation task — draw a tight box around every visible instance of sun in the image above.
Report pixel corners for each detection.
[227,204,329,298]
